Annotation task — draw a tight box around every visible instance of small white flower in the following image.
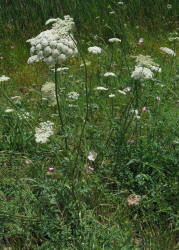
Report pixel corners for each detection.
[51,67,69,72]
[88,46,102,54]
[67,91,79,100]
[160,47,176,56]
[0,75,10,82]
[109,94,115,98]
[95,86,108,91]
[108,38,121,43]
[88,151,97,161]
[104,72,116,77]
[167,4,172,9]
[156,96,161,101]
[5,108,14,113]
[118,90,126,95]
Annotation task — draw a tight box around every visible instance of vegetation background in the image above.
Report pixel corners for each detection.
[0,0,178,249]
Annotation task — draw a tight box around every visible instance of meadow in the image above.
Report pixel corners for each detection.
[0,0,178,249]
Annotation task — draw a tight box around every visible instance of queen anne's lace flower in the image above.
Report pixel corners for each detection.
[67,91,79,100]
[88,46,102,54]
[131,66,153,80]
[0,75,10,82]
[27,15,78,66]
[95,86,108,91]
[35,121,54,143]
[160,47,176,56]
[108,38,121,43]
[104,72,116,77]
[132,54,161,72]
[41,81,56,106]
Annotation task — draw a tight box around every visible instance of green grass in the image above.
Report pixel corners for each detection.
[0,1,179,249]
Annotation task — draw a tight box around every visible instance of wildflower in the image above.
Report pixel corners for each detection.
[41,81,56,106]
[10,45,14,49]
[95,86,108,91]
[131,109,140,119]
[137,38,144,45]
[25,160,30,165]
[67,91,79,100]
[88,46,102,54]
[104,72,116,77]
[48,167,54,172]
[142,106,146,112]
[131,66,153,80]
[85,164,94,174]
[88,151,97,161]
[156,96,161,101]
[129,138,134,144]
[18,112,30,120]
[35,121,54,144]
[108,38,121,43]
[127,193,142,206]
[160,47,176,56]
[0,75,10,82]
[118,90,126,95]
[0,56,3,60]
[51,67,69,72]
[109,94,115,98]
[132,54,161,72]
[123,86,131,92]
[5,108,14,113]
[27,15,78,66]
[167,4,172,9]
[109,11,115,15]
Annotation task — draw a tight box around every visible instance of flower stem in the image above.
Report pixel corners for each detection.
[54,64,68,150]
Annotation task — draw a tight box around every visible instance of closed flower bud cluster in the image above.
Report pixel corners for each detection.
[27,15,78,65]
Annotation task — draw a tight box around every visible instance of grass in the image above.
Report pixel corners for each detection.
[0,0,179,249]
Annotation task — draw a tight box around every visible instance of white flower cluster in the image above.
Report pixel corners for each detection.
[168,31,179,42]
[35,121,54,143]
[131,66,153,80]
[104,72,116,77]
[132,54,161,72]
[0,75,10,82]
[160,47,176,56]
[108,38,121,43]
[95,86,108,91]
[88,46,102,54]
[27,15,78,65]
[67,91,79,100]
[41,81,56,106]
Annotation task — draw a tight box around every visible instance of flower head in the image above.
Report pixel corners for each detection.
[108,38,121,43]
[67,91,79,100]
[35,121,54,144]
[88,46,102,54]
[27,16,78,66]
[137,38,144,45]
[142,106,146,112]
[95,86,108,91]
[88,151,97,161]
[160,47,176,56]
[41,81,56,106]
[131,66,153,80]
[127,193,142,206]
[0,75,10,82]
[104,72,116,77]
